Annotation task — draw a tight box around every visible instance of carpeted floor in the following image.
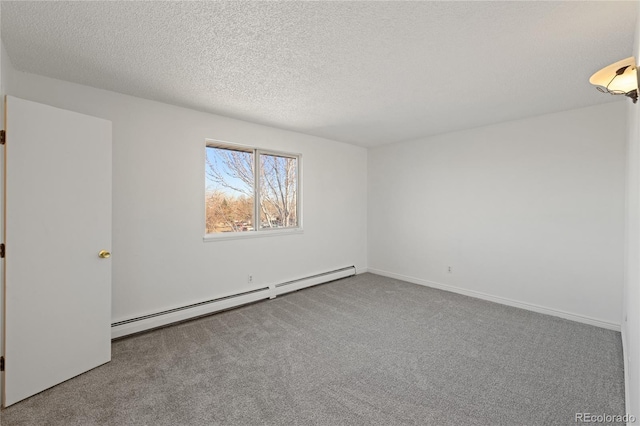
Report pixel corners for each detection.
[0,273,625,425]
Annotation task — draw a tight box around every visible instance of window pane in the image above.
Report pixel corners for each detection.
[259,153,298,229]
[205,146,255,233]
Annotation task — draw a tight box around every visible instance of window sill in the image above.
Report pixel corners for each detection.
[203,228,304,242]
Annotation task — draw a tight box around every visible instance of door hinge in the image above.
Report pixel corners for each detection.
[0,130,5,145]
[1,356,4,372]
[0,243,4,258]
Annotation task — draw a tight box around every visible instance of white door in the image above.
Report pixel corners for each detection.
[3,96,112,407]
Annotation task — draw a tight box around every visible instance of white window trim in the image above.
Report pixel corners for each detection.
[204,139,303,240]
[203,227,304,242]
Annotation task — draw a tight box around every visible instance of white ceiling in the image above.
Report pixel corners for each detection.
[1,1,637,148]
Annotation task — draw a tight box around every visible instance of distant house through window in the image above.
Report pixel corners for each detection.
[205,141,300,235]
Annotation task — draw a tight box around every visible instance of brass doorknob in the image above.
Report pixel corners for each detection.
[98,250,111,259]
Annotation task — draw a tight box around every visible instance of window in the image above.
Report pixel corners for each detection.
[205,141,300,235]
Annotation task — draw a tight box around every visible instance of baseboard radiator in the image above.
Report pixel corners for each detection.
[111,266,356,339]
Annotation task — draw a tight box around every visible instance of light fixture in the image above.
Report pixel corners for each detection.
[590,57,638,104]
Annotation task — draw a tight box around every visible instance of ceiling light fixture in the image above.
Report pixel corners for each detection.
[590,57,638,104]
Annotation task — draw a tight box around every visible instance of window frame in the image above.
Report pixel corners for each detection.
[203,139,303,241]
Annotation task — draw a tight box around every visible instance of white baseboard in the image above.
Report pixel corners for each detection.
[273,266,356,296]
[356,266,369,274]
[368,268,621,331]
[622,325,631,422]
[111,266,357,339]
[111,288,271,338]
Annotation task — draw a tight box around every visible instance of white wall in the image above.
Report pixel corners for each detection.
[369,102,626,329]
[623,3,640,419]
[6,70,368,323]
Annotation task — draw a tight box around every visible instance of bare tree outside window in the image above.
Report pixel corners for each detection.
[260,153,297,229]
[205,147,254,233]
[205,143,299,234]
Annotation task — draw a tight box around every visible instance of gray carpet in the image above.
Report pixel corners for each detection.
[0,273,625,425]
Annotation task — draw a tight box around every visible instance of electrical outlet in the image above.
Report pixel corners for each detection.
[248,275,253,284]
[447,266,453,274]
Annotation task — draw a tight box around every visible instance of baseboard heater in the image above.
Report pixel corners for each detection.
[111,265,356,339]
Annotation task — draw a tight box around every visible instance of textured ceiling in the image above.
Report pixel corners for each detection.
[1,1,637,147]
